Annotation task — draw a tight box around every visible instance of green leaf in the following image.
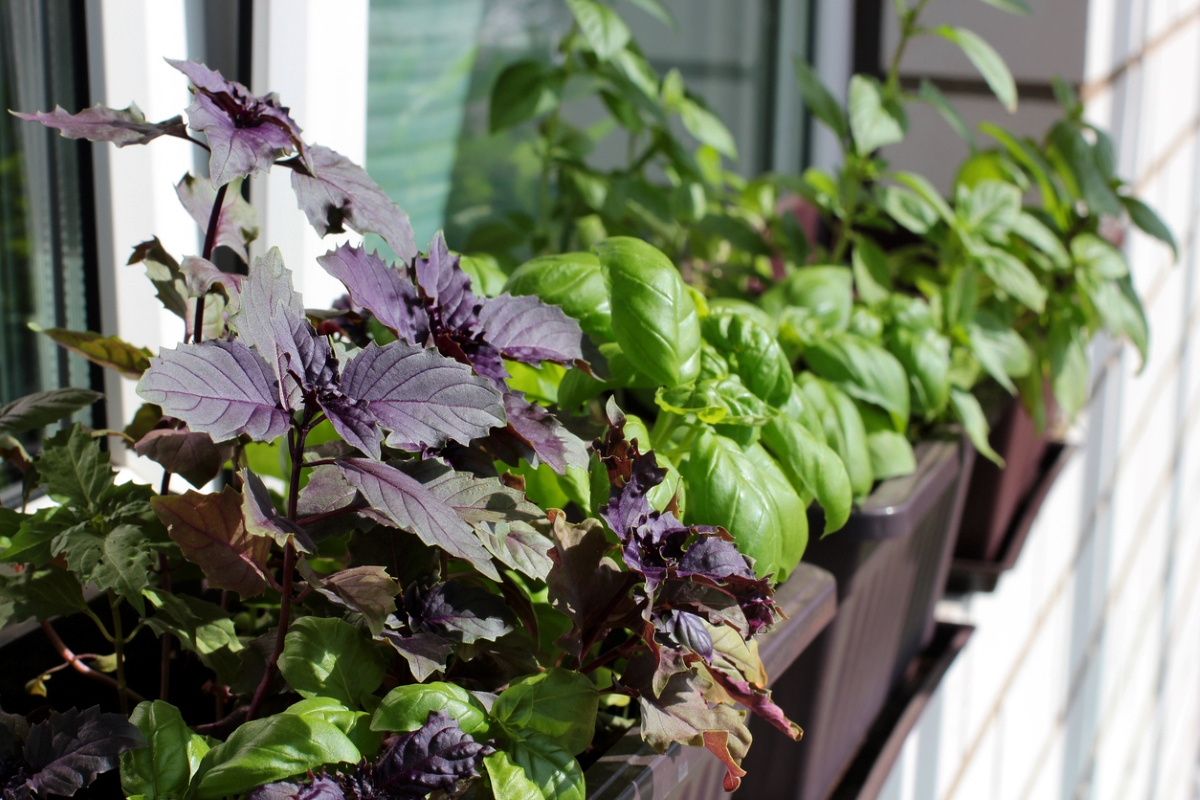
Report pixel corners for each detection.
[683,429,783,579]
[748,443,808,576]
[798,374,874,499]
[655,376,771,426]
[967,317,1033,393]
[490,60,563,133]
[701,311,792,406]
[190,714,360,799]
[1071,233,1127,279]
[760,408,851,535]
[974,245,1047,313]
[1080,272,1149,368]
[278,617,386,709]
[4,566,87,621]
[957,180,1021,239]
[761,266,853,330]
[894,172,955,223]
[595,237,701,387]
[977,0,1031,13]
[879,185,939,234]
[502,729,585,800]
[565,0,630,60]
[1013,212,1070,269]
[680,99,737,158]
[917,79,976,148]
[852,239,893,306]
[493,668,598,756]
[142,589,242,657]
[505,253,614,342]
[372,682,490,736]
[887,327,950,419]
[932,26,1017,112]
[804,332,910,430]
[1048,121,1122,215]
[794,57,849,140]
[459,254,510,298]
[0,508,74,567]
[29,325,153,380]
[849,75,906,155]
[485,750,544,800]
[120,701,208,800]
[1048,321,1089,420]
[0,388,103,435]
[37,424,115,512]
[1121,195,1177,258]
[950,388,1003,466]
[284,697,381,757]
[91,525,153,615]
[866,429,916,480]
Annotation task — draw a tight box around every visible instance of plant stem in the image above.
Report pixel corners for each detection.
[245,421,308,721]
[193,182,229,344]
[108,591,130,714]
[40,620,146,703]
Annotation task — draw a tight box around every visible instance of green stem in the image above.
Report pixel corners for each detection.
[650,412,682,451]
[108,592,129,715]
[84,606,116,643]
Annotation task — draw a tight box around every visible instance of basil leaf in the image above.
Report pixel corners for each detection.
[120,701,208,800]
[1071,233,1127,279]
[761,266,853,331]
[916,78,976,148]
[851,239,892,307]
[1013,213,1070,269]
[596,237,700,387]
[932,26,1017,112]
[886,327,950,420]
[867,429,917,480]
[506,252,614,342]
[680,98,737,158]
[793,56,848,140]
[950,388,1003,466]
[760,410,851,535]
[848,75,906,155]
[1120,195,1177,258]
[879,184,939,234]
[1049,320,1089,420]
[37,424,115,512]
[278,617,386,709]
[804,331,910,430]
[683,429,783,579]
[373,682,490,736]
[655,375,772,426]
[484,750,544,800]
[747,443,808,578]
[967,315,1033,393]
[956,180,1021,240]
[701,311,792,406]
[284,697,381,757]
[489,61,563,133]
[502,729,585,800]
[0,387,103,435]
[1079,271,1149,368]
[190,715,360,799]
[798,375,874,500]
[565,0,630,60]
[974,245,1047,313]
[492,668,598,756]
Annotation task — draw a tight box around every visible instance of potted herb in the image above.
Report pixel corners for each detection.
[0,55,831,799]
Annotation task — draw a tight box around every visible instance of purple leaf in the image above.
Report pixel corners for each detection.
[545,512,633,657]
[307,564,400,637]
[290,144,418,261]
[403,580,515,644]
[476,293,584,365]
[340,341,505,451]
[136,339,290,444]
[654,610,714,662]
[336,459,500,580]
[169,59,305,186]
[13,103,185,146]
[245,774,345,800]
[229,248,305,397]
[316,392,382,461]
[180,255,244,300]
[21,706,146,799]
[175,173,259,261]
[241,469,315,553]
[378,629,455,682]
[316,244,429,344]
[488,393,588,474]
[151,486,272,598]
[372,710,492,798]
[705,664,802,741]
[134,423,234,488]
[297,465,361,519]
[415,233,479,333]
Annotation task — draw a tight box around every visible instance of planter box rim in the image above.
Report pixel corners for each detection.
[583,562,837,800]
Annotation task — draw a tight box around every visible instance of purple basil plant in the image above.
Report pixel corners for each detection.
[4,56,798,798]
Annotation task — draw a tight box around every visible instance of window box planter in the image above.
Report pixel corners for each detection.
[947,441,1075,594]
[584,562,837,800]
[735,438,974,800]
[826,622,975,800]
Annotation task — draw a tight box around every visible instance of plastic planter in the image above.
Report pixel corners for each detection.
[735,437,974,800]
[584,562,837,800]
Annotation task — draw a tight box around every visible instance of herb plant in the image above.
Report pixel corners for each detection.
[1,56,800,798]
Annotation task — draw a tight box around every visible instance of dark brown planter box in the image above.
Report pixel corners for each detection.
[827,622,974,800]
[956,389,1056,562]
[734,438,974,800]
[947,441,1074,594]
[584,563,837,800]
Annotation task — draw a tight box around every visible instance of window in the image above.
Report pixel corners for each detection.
[0,0,102,497]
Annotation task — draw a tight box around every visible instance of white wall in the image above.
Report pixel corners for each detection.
[874,3,1200,798]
